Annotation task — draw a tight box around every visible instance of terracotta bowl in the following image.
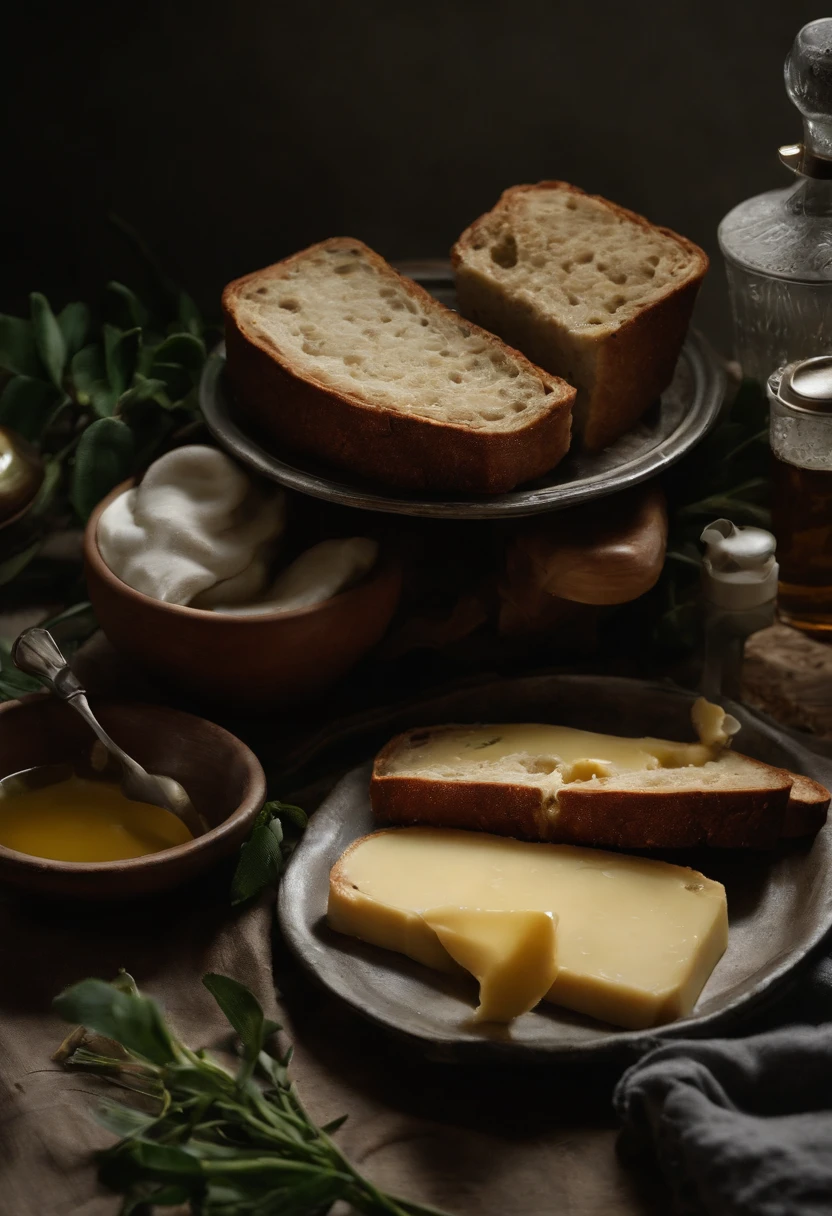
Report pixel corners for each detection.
[0,695,266,899]
[83,481,403,709]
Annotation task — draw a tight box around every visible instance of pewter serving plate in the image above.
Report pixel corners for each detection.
[278,675,832,1064]
[201,266,725,520]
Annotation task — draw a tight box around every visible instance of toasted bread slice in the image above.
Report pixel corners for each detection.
[452,182,708,451]
[784,773,830,838]
[371,723,795,850]
[223,239,575,495]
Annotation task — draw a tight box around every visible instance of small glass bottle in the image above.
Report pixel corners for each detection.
[719,19,832,383]
[768,355,832,636]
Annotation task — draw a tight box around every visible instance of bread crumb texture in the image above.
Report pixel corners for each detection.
[232,243,559,432]
[460,187,698,332]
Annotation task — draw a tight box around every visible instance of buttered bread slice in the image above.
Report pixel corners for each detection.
[371,702,797,849]
[223,239,575,494]
[328,828,728,1029]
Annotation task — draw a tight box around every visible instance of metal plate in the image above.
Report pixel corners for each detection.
[278,675,832,1064]
[201,268,725,520]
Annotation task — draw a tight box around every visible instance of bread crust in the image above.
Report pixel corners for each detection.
[371,732,794,850]
[451,182,709,452]
[223,238,575,495]
[783,774,830,839]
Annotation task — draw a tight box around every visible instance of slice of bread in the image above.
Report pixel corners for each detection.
[370,724,798,850]
[452,183,708,451]
[223,239,575,495]
[783,773,830,838]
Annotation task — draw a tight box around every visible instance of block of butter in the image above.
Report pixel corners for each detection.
[328,828,728,1030]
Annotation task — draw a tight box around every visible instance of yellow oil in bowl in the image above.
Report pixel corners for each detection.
[0,773,193,862]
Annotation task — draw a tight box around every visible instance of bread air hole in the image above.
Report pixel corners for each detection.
[335,262,357,275]
[256,286,268,296]
[606,295,627,313]
[479,410,503,421]
[577,251,593,264]
[565,198,578,210]
[512,401,527,412]
[490,232,518,269]
[343,354,362,366]
[567,293,580,306]
[561,260,573,273]
[420,317,429,326]
[647,254,660,266]
[449,372,463,383]
[609,272,627,285]
[279,298,301,311]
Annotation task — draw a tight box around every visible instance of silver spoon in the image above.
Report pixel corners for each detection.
[10,627,203,837]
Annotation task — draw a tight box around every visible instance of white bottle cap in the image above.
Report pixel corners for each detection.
[700,518,779,609]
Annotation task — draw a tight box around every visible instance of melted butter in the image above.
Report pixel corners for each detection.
[0,775,193,862]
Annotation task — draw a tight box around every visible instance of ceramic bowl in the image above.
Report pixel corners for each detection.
[83,481,403,709]
[0,695,266,899]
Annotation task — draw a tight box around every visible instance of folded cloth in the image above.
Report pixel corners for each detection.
[614,1019,832,1216]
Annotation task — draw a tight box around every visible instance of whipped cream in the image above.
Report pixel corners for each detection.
[97,446,378,614]
[97,446,286,606]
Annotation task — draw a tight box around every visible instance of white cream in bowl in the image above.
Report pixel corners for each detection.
[97,446,378,614]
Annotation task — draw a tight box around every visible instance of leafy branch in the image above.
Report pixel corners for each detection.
[54,970,450,1216]
[230,801,309,906]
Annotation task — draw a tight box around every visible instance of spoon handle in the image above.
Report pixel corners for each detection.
[11,627,85,700]
[12,627,133,760]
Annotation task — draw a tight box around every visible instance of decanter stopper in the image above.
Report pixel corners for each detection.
[780,18,832,173]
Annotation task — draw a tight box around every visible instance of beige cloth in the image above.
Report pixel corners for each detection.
[0,634,663,1216]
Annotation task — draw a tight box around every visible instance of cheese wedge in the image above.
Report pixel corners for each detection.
[328,828,728,1030]
[422,907,558,1023]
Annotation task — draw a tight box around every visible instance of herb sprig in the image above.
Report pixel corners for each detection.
[54,970,449,1216]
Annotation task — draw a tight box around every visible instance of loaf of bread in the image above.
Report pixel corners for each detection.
[223,239,575,495]
[452,182,708,451]
[369,719,826,850]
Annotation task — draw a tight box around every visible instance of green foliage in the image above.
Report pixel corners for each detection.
[55,972,450,1216]
[0,235,211,696]
[231,801,308,906]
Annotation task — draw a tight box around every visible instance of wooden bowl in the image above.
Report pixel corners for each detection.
[0,695,266,899]
[83,481,403,709]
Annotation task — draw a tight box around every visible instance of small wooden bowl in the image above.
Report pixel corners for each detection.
[83,481,403,709]
[0,696,266,899]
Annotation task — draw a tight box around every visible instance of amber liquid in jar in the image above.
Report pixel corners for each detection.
[772,453,832,635]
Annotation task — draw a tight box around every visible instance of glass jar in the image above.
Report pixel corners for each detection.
[768,355,832,635]
[719,20,832,383]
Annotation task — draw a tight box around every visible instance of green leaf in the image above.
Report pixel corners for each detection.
[71,344,118,417]
[118,1139,202,1179]
[30,293,67,389]
[202,974,278,1078]
[147,361,193,402]
[57,303,91,358]
[151,332,205,375]
[0,375,64,442]
[70,417,134,522]
[104,325,141,396]
[28,458,62,518]
[230,822,283,906]
[94,1097,156,1139]
[53,978,177,1066]
[176,291,202,337]
[0,315,42,377]
[106,281,150,330]
[0,540,42,587]
[117,377,169,416]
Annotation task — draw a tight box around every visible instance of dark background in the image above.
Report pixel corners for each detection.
[2,0,822,355]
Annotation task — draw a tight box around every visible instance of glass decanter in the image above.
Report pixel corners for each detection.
[719,18,832,384]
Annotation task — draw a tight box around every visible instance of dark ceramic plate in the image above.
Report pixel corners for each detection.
[278,676,832,1063]
[201,265,725,520]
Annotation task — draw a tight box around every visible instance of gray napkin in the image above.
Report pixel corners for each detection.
[614,954,832,1216]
